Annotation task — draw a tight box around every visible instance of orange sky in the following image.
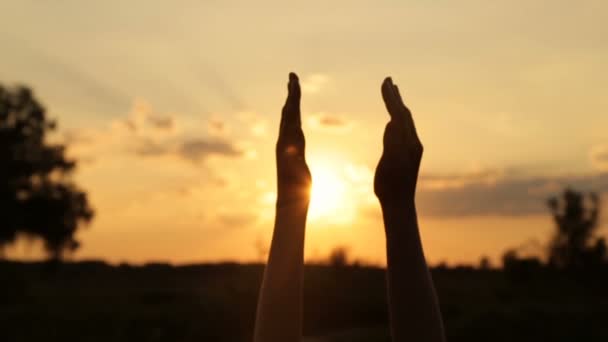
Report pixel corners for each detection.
[1,0,608,265]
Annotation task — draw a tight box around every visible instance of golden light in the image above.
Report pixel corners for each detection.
[308,163,347,221]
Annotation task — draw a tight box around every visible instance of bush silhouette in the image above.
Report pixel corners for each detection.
[0,85,93,259]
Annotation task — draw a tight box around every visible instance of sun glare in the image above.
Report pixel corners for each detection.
[308,163,347,221]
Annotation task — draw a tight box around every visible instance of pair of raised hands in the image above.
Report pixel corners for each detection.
[254,73,444,342]
[276,72,423,209]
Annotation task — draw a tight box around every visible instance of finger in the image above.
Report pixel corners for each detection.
[280,78,290,135]
[280,72,302,138]
[382,77,410,144]
[381,77,399,119]
[279,84,288,137]
[391,84,408,114]
[286,72,301,126]
[288,72,301,105]
[392,84,420,143]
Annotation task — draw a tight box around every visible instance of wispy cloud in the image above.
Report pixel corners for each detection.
[238,112,269,138]
[215,210,258,229]
[306,112,352,132]
[301,73,329,94]
[177,138,243,162]
[590,145,608,171]
[416,169,608,217]
[65,100,245,164]
[207,118,230,137]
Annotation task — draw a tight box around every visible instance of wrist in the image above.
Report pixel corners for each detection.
[277,186,311,207]
[380,199,416,214]
[274,197,310,233]
[276,195,310,210]
[379,199,419,237]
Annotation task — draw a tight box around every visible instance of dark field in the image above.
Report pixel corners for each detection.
[2,261,607,342]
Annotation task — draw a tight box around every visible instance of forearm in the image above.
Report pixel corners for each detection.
[381,201,445,342]
[253,200,309,342]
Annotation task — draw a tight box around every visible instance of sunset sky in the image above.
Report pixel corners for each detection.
[2,0,607,265]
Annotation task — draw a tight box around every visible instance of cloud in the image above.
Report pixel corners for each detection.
[318,116,347,127]
[122,114,175,133]
[301,73,329,94]
[216,210,258,229]
[250,121,268,137]
[119,100,176,135]
[63,129,96,146]
[64,100,244,164]
[415,170,608,218]
[237,112,269,138]
[133,139,170,157]
[418,168,522,190]
[132,136,243,162]
[207,118,229,137]
[177,138,243,162]
[306,112,352,132]
[590,145,608,171]
[148,116,174,130]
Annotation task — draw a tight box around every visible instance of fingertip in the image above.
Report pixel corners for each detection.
[382,77,396,96]
[285,72,301,121]
[289,72,299,82]
[288,72,301,95]
[381,77,391,92]
[382,76,394,95]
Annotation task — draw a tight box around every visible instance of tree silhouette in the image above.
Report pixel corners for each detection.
[327,246,350,267]
[478,256,491,270]
[0,85,93,259]
[547,188,605,268]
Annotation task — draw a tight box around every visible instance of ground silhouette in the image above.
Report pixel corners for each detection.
[1,260,607,342]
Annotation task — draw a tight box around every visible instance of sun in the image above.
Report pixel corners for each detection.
[308,163,347,221]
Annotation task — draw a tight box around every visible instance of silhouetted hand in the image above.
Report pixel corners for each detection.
[374,78,445,342]
[374,77,423,207]
[276,73,311,204]
[255,73,311,342]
